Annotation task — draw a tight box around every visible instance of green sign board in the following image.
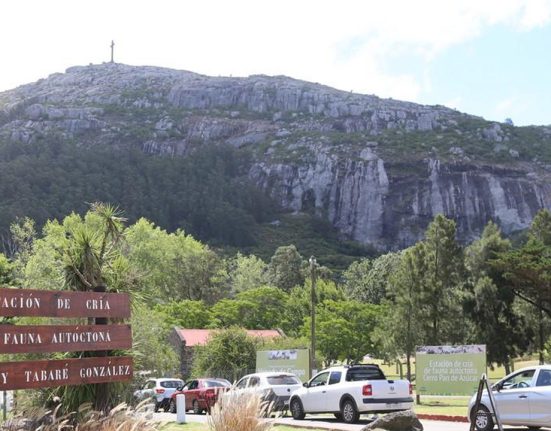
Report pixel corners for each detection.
[256,349,310,381]
[415,345,486,395]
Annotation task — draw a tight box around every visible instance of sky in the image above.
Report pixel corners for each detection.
[1,0,550,126]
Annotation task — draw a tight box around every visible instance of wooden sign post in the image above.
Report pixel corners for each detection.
[0,287,132,392]
[0,288,130,318]
[0,356,133,391]
[0,324,132,354]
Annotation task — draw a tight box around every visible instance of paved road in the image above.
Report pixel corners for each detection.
[154,411,551,431]
[154,411,469,431]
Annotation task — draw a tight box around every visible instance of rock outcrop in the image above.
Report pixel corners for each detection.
[361,410,423,431]
[1,63,550,249]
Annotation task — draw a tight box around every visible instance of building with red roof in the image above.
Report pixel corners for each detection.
[170,327,283,379]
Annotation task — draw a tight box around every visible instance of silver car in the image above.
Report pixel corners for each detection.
[468,365,551,431]
[133,377,184,412]
[234,372,303,411]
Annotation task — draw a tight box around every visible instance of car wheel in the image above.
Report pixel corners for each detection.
[193,399,202,415]
[154,401,160,413]
[290,398,305,420]
[341,398,359,424]
[169,399,176,414]
[472,404,494,431]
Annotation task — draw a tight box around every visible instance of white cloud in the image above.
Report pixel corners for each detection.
[518,0,551,28]
[1,0,550,105]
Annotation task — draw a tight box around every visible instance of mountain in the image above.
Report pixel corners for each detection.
[1,63,550,254]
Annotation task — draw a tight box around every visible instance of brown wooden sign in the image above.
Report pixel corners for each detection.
[0,356,133,391]
[0,288,130,318]
[0,324,132,354]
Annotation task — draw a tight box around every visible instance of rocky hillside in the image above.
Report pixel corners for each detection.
[1,63,550,250]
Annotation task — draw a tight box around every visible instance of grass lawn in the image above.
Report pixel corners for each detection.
[413,396,470,417]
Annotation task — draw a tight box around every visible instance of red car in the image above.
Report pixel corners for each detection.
[168,378,231,414]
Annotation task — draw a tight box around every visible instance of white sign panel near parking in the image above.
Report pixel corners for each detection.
[416,345,486,395]
[256,349,310,381]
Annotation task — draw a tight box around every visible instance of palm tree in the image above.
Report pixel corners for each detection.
[60,202,128,412]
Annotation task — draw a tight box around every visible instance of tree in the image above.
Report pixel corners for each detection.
[61,203,127,292]
[227,252,268,294]
[154,300,213,329]
[268,245,305,292]
[529,209,551,246]
[304,299,381,366]
[376,244,425,380]
[192,328,258,382]
[343,258,372,300]
[210,286,288,329]
[61,203,129,412]
[20,204,136,413]
[0,253,13,286]
[464,222,527,373]
[493,209,551,313]
[344,252,401,304]
[125,218,227,304]
[132,304,179,376]
[8,217,36,285]
[492,210,551,363]
[283,279,344,337]
[419,214,466,344]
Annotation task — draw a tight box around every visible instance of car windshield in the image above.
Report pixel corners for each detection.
[205,380,230,387]
[161,380,183,388]
[346,367,386,381]
[501,370,535,389]
[267,375,300,385]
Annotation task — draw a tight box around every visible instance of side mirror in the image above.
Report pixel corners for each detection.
[176,386,184,391]
[493,383,501,392]
[303,382,308,388]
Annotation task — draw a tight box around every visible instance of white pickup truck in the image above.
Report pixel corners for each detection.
[289,364,413,424]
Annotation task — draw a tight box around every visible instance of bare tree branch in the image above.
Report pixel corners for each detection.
[513,289,551,316]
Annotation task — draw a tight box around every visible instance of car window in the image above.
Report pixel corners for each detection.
[144,381,155,390]
[161,380,184,388]
[186,380,199,390]
[249,376,260,387]
[309,372,330,387]
[501,370,535,389]
[236,377,249,389]
[329,372,342,385]
[536,370,551,387]
[267,375,300,385]
[205,380,230,388]
[346,366,386,381]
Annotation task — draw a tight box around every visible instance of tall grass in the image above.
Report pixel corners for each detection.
[208,391,274,431]
[1,401,158,431]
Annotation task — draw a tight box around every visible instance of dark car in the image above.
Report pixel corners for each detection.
[169,378,231,414]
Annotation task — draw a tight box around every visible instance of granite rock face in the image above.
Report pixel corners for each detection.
[251,150,551,249]
[1,63,550,249]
